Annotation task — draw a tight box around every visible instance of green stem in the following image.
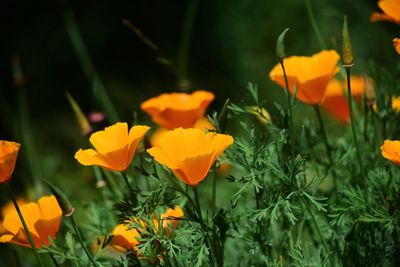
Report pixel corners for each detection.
[70,215,98,266]
[8,184,45,267]
[120,172,133,192]
[212,167,217,217]
[60,0,119,123]
[314,105,333,165]
[345,68,366,178]
[304,0,327,50]
[49,252,60,267]
[300,195,331,264]
[193,187,216,266]
[177,0,199,90]
[279,61,295,158]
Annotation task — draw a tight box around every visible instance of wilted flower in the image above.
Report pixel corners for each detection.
[0,195,62,248]
[75,122,150,172]
[0,141,21,184]
[393,38,400,54]
[141,90,215,129]
[381,140,400,165]
[147,128,234,186]
[320,76,365,123]
[269,50,340,104]
[371,0,400,24]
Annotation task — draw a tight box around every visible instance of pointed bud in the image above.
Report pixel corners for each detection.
[342,16,354,68]
[65,91,92,135]
[43,179,75,217]
[276,28,290,61]
[217,98,230,133]
[11,55,25,87]
[365,76,376,103]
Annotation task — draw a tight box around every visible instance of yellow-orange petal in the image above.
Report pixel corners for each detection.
[141,90,215,129]
[147,128,233,186]
[393,38,400,54]
[89,122,129,154]
[0,141,21,184]
[110,224,141,252]
[74,149,114,170]
[75,123,149,171]
[0,195,62,248]
[381,140,400,165]
[161,206,184,231]
[269,50,340,105]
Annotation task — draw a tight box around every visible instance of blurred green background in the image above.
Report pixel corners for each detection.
[0,0,398,264]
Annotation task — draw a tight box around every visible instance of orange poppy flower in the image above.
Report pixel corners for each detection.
[394,38,400,54]
[75,122,150,172]
[147,128,234,186]
[0,141,20,184]
[0,195,62,248]
[160,206,184,230]
[109,223,141,252]
[109,206,183,252]
[269,50,340,105]
[141,90,215,130]
[320,76,365,123]
[381,140,400,164]
[149,117,215,147]
[371,0,400,24]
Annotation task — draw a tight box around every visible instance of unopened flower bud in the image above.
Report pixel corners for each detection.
[43,179,75,217]
[276,28,290,61]
[342,16,354,68]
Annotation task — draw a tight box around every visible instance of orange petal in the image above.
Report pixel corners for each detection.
[89,123,129,154]
[381,140,400,165]
[0,141,21,183]
[74,149,113,170]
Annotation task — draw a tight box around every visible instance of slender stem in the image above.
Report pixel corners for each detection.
[304,0,327,50]
[8,184,45,267]
[177,0,199,90]
[193,187,216,266]
[314,105,333,165]
[70,215,98,266]
[300,195,331,264]
[280,61,295,158]
[120,172,133,192]
[49,252,61,267]
[212,167,217,217]
[346,68,366,178]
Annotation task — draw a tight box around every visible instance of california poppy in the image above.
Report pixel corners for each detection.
[0,141,20,184]
[269,50,340,105]
[149,117,215,147]
[394,38,400,54]
[109,223,141,252]
[109,206,183,252]
[160,206,184,230]
[320,76,365,123]
[141,90,215,129]
[381,140,400,165]
[147,128,234,186]
[0,195,62,248]
[371,0,400,25]
[75,122,150,172]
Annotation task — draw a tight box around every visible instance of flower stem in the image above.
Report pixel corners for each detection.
[304,0,327,50]
[120,172,133,192]
[193,186,217,266]
[70,214,98,266]
[49,252,60,267]
[212,167,217,217]
[8,184,45,267]
[345,68,366,178]
[314,105,333,165]
[299,195,331,264]
[279,61,295,158]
